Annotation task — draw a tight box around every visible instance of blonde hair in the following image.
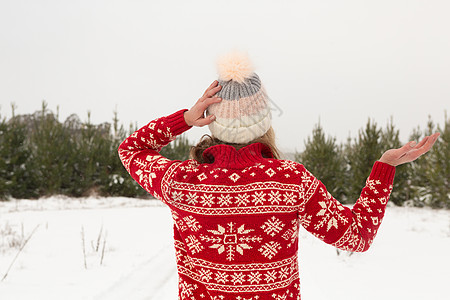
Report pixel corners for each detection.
[189,126,281,163]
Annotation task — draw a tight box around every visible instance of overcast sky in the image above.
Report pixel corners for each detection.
[1,0,448,155]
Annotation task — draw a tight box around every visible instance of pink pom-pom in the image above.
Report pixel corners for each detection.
[217,51,254,83]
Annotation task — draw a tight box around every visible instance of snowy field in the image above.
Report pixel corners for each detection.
[0,197,449,300]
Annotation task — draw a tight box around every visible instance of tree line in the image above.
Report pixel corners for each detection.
[0,102,448,208]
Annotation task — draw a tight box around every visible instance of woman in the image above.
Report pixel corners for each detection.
[118,52,439,300]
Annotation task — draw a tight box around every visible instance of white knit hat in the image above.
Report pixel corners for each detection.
[206,52,272,144]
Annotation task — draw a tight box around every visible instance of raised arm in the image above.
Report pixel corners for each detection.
[117,81,222,201]
[298,133,440,252]
[117,109,192,201]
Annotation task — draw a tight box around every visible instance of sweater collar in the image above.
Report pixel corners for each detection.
[202,142,274,169]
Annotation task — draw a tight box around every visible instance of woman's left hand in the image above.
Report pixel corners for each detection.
[184,80,222,127]
[378,132,440,166]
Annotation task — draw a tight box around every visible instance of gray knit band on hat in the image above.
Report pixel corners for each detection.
[206,52,272,144]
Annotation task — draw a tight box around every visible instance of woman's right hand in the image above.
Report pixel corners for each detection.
[378,132,440,166]
[183,80,222,127]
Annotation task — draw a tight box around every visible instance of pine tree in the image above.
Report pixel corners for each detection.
[0,111,9,199]
[70,111,112,196]
[409,116,449,208]
[28,101,75,196]
[345,119,384,203]
[434,113,450,208]
[101,110,148,198]
[295,122,346,201]
[0,104,38,199]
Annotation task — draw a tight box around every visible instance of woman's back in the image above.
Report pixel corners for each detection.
[169,143,302,298]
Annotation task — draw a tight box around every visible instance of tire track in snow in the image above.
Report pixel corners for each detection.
[94,244,177,300]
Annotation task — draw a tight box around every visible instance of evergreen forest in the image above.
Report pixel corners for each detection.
[0,102,448,208]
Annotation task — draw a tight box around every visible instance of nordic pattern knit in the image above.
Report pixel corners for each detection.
[118,109,396,300]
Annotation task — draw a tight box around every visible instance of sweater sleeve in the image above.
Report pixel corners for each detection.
[118,109,192,202]
[298,161,395,252]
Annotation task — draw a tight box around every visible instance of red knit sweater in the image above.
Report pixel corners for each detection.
[118,109,396,300]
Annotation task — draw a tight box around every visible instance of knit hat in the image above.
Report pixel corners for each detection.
[206,52,272,144]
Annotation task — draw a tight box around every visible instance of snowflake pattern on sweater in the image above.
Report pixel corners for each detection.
[118,109,396,300]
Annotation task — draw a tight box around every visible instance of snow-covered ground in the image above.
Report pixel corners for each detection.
[0,197,449,300]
